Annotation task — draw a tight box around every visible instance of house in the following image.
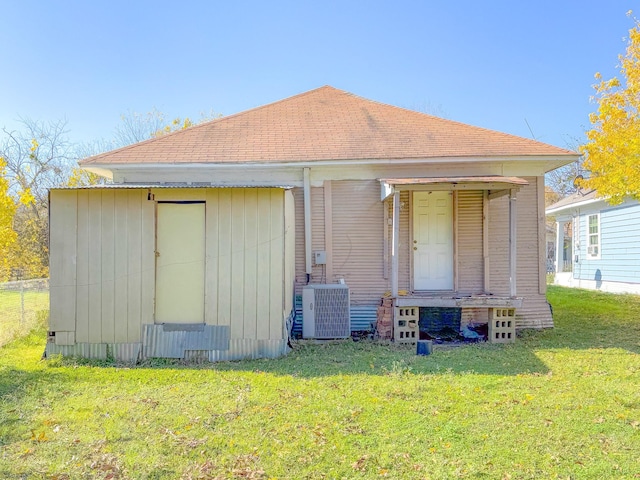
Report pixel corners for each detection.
[546,189,640,294]
[48,86,578,361]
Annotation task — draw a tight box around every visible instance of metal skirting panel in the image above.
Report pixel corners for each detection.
[206,339,290,362]
[143,324,230,359]
[292,303,377,338]
[45,342,142,362]
[44,339,287,362]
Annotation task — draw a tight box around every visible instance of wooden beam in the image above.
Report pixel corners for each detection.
[483,190,490,293]
[488,189,511,200]
[383,199,389,279]
[509,188,517,297]
[537,176,546,294]
[391,191,400,298]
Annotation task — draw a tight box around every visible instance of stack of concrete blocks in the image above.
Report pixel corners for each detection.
[394,306,419,344]
[488,308,516,343]
[376,298,394,340]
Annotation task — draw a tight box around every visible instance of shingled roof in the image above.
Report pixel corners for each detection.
[81,85,576,166]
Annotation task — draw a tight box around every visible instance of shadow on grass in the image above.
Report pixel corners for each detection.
[107,338,549,378]
[39,286,640,378]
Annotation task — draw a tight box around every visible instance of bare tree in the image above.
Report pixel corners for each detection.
[545,135,587,197]
[1,118,74,211]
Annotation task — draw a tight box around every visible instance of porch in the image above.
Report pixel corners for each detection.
[379,176,529,342]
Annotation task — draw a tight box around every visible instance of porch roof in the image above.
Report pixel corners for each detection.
[379,175,528,200]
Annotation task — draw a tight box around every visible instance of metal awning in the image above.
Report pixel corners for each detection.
[50,182,294,191]
[379,176,528,200]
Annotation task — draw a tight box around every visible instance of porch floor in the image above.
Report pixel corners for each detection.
[393,294,522,308]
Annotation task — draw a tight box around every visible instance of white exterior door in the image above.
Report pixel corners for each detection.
[413,191,454,291]
[155,202,205,323]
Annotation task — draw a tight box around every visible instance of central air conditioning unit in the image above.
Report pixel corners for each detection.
[302,284,350,339]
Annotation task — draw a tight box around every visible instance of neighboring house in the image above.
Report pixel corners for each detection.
[48,86,578,361]
[546,189,640,294]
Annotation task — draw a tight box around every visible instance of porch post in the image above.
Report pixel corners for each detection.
[509,189,517,297]
[555,220,564,274]
[391,191,400,298]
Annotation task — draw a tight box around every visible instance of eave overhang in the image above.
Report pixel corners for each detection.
[379,176,529,201]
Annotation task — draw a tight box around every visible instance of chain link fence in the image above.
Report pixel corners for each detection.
[0,278,49,347]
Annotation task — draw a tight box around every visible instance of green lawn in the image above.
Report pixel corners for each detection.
[1,286,640,479]
[0,289,49,347]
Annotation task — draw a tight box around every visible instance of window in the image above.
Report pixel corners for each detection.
[587,214,600,259]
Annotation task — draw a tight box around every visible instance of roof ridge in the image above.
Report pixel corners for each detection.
[81,85,343,165]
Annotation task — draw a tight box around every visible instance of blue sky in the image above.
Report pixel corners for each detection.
[0,1,636,152]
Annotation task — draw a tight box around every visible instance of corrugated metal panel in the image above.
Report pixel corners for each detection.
[332,180,388,304]
[207,339,289,361]
[111,343,142,362]
[457,191,484,293]
[143,324,230,358]
[47,343,143,362]
[45,340,286,362]
[46,342,107,359]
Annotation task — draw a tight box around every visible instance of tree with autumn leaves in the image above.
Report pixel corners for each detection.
[581,13,640,204]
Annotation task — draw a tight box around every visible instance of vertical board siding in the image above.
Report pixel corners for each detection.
[216,189,232,328]
[230,189,245,339]
[269,189,285,340]
[100,190,116,343]
[457,191,484,294]
[75,190,90,342]
[243,189,258,339]
[126,191,143,342]
[332,180,387,305]
[140,195,155,325]
[204,189,219,326]
[114,193,129,343]
[204,188,287,341]
[49,190,77,332]
[50,187,290,355]
[87,191,103,343]
[53,189,152,344]
[256,189,273,340]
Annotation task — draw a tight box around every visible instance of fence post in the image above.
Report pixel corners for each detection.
[21,280,25,325]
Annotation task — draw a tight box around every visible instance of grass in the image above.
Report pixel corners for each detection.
[1,285,640,479]
[0,289,49,347]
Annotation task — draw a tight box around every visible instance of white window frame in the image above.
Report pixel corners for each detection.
[586,213,601,259]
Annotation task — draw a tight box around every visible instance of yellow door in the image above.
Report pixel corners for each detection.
[155,202,205,323]
[413,191,454,290]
